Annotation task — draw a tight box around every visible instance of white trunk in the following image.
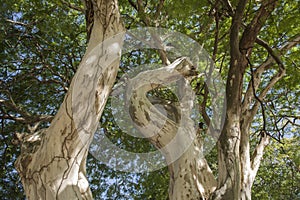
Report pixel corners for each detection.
[15,0,124,199]
[125,57,217,199]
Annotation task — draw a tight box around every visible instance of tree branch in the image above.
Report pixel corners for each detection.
[131,0,170,65]
[240,0,278,52]
[250,132,270,184]
[249,67,285,121]
[230,0,248,58]
[249,64,268,131]
[242,34,300,122]
[221,0,234,16]
[125,57,216,198]
[128,0,137,10]
[1,87,54,124]
[154,0,165,20]
[281,34,300,51]
[60,0,85,12]
[1,114,53,124]
[5,19,28,26]
[0,94,31,119]
[255,37,283,68]
[200,84,211,126]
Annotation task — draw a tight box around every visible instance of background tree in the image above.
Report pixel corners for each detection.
[0,0,299,199]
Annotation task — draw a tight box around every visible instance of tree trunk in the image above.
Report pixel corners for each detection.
[14,0,285,199]
[15,0,124,199]
[212,1,277,199]
[126,57,217,199]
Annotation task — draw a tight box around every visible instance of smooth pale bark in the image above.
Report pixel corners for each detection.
[15,0,298,199]
[15,0,124,199]
[125,57,217,199]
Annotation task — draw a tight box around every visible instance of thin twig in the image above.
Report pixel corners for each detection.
[60,0,85,12]
[255,38,283,69]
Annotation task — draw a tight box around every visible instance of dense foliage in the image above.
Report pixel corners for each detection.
[0,0,299,199]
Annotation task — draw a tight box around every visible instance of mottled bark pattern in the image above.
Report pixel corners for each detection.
[127,58,217,199]
[212,0,278,199]
[15,0,289,199]
[15,0,124,199]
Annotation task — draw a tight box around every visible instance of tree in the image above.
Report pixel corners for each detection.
[12,0,124,199]
[252,137,300,199]
[1,0,299,199]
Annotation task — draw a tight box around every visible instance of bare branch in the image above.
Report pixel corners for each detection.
[1,115,27,122]
[242,34,300,121]
[279,115,300,120]
[249,64,268,131]
[5,19,28,26]
[249,66,286,125]
[255,38,283,68]
[1,112,54,124]
[0,94,31,119]
[0,92,54,124]
[60,0,85,12]
[285,118,300,127]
